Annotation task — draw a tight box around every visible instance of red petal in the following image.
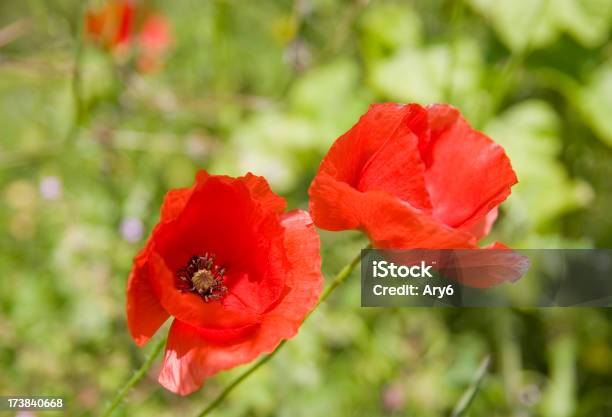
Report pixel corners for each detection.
[85,12,104,37]
[139,14,172,53]
[154,175,287,311]
[309,172,362,231]
[158,169,215,224]
[147,251,262,329]
[242,172,287,215]
[114,2,134,46]
[155,174,281,275]
[310,103,431,229]
[309,103,518,253]
[158,319,215,396]
[460,207,498,240]
[132,171,295,341]
[158,318,270,396]
[419,103,458,166]
[357,130,432,212]
[260,210,323,337]
[125,178,193,346]
[423,105,517,229]
[158,210,323,396]
[160,187,193,222]
[125,176,198,347]
[126,250,169,346]
[442,247,530,288]
[316,103,428,186]
[390,246,529,288]
[312,173,477,249]
[357,190,478,249]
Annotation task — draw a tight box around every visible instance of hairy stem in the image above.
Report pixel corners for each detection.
[99,336,167,417]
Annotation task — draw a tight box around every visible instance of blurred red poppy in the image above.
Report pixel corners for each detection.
[309,103,518,250]
[85,0,172,71]
[136,13,173,72]
[85,0,135,51]
[127,171,322,395]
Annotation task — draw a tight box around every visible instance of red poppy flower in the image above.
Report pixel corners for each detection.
[85,1,172,71]
[136,13,173,72]
[127,171,322,395]
[309,102,518,252]
[85,0,135,51]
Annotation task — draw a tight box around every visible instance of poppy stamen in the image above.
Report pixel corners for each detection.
[176,253,227,302]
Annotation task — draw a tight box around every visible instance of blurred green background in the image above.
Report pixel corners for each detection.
[1,0,612,416]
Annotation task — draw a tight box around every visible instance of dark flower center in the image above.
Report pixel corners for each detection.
[176,253,227,302]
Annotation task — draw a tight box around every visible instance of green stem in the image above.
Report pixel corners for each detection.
[195,340,286,417]
[314,248,364,308]
[450,355,491,417]
[195,247,365,417]
[475,0,550,129]
[99,336,167,417]
[66,1,86,146]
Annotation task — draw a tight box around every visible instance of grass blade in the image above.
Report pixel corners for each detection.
[450,355,491,417]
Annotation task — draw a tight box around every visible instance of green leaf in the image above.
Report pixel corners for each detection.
[540,335,577,417]
[575,61,612,147]
[368,39,487,120]
[467,0,557,52]
[359,3,422,58]
[555,0,612,48]
[467,0,612,51]
[484,100,591,229]
[289,60,373,134]
[210,110,318,192]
